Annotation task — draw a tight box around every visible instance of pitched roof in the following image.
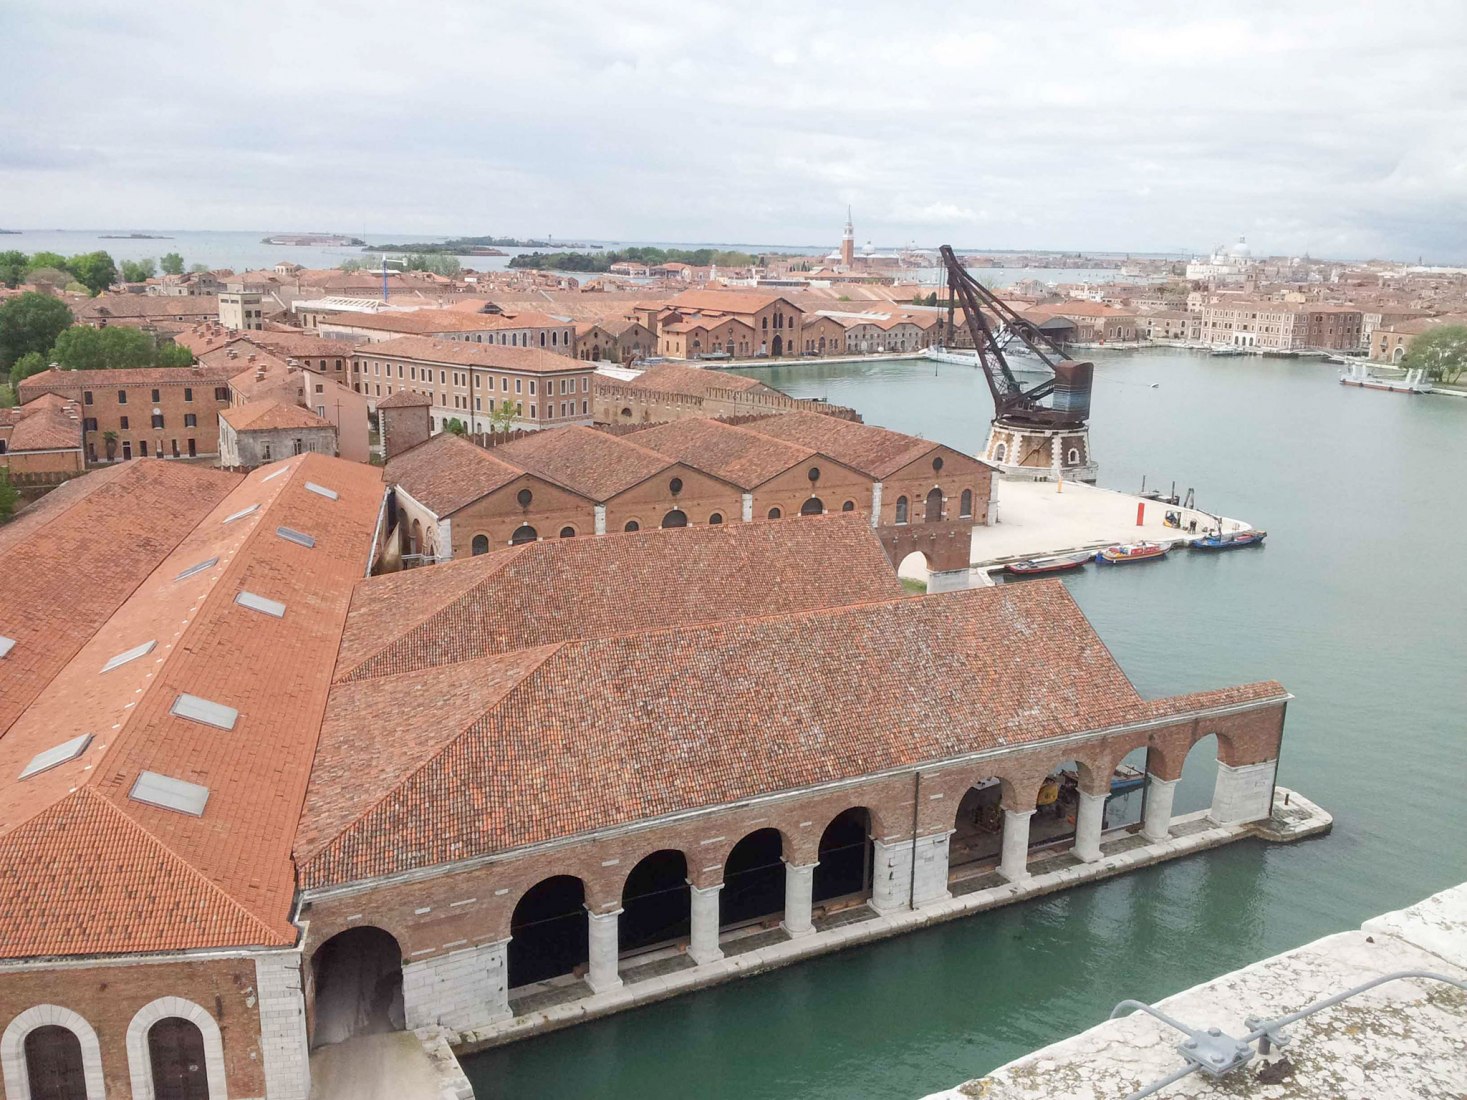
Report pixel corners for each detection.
[75,295,221,320]
[490,425,675,500]
[627,362,775,398]
[298,582,1287,888]
[739,411,939,478]
[220,399,332,432]
[0,454,384,957]
[17,364,233,397]
[6,396,83,452]
[332,513,904,682]
[377,388,433,408]
[669,289,798,315]
[385,432,537,515]
[354,336,585,374]
[629,417,821,488]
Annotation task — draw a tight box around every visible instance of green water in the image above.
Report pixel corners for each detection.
[466,349,1467,1099]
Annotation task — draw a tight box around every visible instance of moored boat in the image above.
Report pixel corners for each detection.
[1095,542,1169,564]
[1004,552,1091,577]
[1190,529,1266,551]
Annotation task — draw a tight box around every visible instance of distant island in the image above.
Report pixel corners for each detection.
[99,232,172,239]
[509,246,758,272]
[365,235,586,255]
[0,229,20,235]
[263,233,366,246]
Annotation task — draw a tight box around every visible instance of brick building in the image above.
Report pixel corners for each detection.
[0,394,86,487]
[649,289,805,358]
[594,362,853,424]
[0,466,1289,1098]
[18,364,235,463]
[318,307,576,356]
[350,336,595,433]
[572,318,658,363]
[1199,302,1364,351]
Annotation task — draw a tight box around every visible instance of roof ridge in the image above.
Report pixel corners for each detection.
[300,643,563,865]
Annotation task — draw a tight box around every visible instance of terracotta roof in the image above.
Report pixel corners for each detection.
[669,289,799,315]
[76,295,221,320]
[322,309,515,335]
[663,316,754,335]
[490,425,674,500]
[385,432,539,515]
[627,362,775,397]
[0,462,241,740]
[353,336,586,374]
[6,396,83,452]
[220,399,332,432]
[239,332,363,359]
[629,418,824,489]
[333,512,904,682]
[17,365,233,400]
[740,411,939,478]
[377,388,433,408]
[298,583,1285,888]
[0,454,384,957]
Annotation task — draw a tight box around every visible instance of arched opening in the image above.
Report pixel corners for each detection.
[841,500,855,512]
[767,506,782,519]
[771,334,783,357]
[949,779,1005,875]
[1392,345,1406,363]
[661,509,688,529]
[509,876,589,990]
[559,526,576,538]
[409,518,423,555]
[147,1017,209,1100]
[1176,732,1221,816]
[813,807,872,907]
[471,534,489,555]
[510,524,538,545]
[896,549,930,591]
[720,828,785,929]
[708,512,723,524]
[894,496,909,524]
[1067,447,1080,465]
[309,926,403,1048]
[924,488,943,522]
[620,849,690,956]
[24,1025,86,1100]
[960,488,973,518]
[1028,761,1086,855]
[620,406,633,418]
[624,520,640,532]
[993,442,1008,463]
[800,497,824,516]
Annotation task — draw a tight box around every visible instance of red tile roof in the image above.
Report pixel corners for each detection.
[739,410,941,478]
[353,336,587,374]
[6,396,84,452]
[376,388,433,408]
[629,417,824,489]
[220,399,332,432]
[628,362,775,398]
[385,432,540,515]
[490,425,677,501]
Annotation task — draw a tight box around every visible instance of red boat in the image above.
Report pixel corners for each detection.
[1095,542,1169,564]
[1005,552,1092,577]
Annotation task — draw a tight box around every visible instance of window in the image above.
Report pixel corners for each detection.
[708,513,723,525]
[530,380,536,395]
[122,441,132,460]
[151,413,164,429]
[559,526,576,538]
[842,500,856,512]
[184,387,193,402]
[83,390,93,405]
[767,506,782,519]
[895,496,909,524]
[510,524,538,545]
[529,404,536,418]
[623,520,640,532]
[117,389,127,404]
[151,388,160,402]
[471,534,489,555]
[215,386,229,401]
[83,416,98,432]
[515,378,522,393]
[960,489,974,518]
[184,413,197,427]
[140,441,149,457]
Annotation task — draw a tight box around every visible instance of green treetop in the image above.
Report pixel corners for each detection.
[1403,324,1467,385]
[159,252,185,276]
[0,292,74,372]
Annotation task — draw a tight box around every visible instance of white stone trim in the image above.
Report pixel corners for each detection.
[2,1004,106,1100]
[126,996,227,1100]
[254,953,311,1100]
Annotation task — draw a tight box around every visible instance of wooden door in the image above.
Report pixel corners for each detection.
[148,1016,210,1100]
[24,1025,86,1100]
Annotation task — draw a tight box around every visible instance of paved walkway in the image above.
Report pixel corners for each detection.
[309,1032,444,1100]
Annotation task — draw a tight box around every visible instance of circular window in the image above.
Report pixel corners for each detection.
[516,488,533,507]
[807,466,821,482]
[624,520,640,532]
[933,456,944,472]
[669,477,683,495]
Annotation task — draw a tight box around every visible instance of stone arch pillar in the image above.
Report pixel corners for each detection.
[2,1005,106,1100]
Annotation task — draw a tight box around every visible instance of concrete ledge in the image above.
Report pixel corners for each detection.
[448,787,1330,1056]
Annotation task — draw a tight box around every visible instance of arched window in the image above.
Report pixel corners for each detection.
[841,500,856,512]
[24,1025,87,1100]
[894,496,909,524]
[708,513,723,525]
[620,407,633,418]
[800,497,824,516]
[510,525,538,545]
[2,1006,105,1100]
[661,510,688,529]
[148,1017,209,1100]
[471,534,489,556]
[624,520,640,532]
[925,488,943,522]
[767,506,782,520]
[1067,447,1080,465]
[409,519,423,555]
[993,442,1007,463]
[559,526,576,538]
[960,489,973,518]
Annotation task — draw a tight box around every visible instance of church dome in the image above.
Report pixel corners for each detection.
[1225,236,1251,259]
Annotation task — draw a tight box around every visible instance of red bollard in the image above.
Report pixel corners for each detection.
[1136,501,1145,527]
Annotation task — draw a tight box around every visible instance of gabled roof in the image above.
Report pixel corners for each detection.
[353,336,584,374]
[490,425,676,501]
[739,411,942,479]
[385,432,546,516]
[220,399,332,432]
[377,388,433,408]
[6,395,83,452]
[626,362,776,398]
[669,289,798,315]
[0,454,384,956]
[629,417,824,489]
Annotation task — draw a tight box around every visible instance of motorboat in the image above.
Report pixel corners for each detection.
[1190,529,1266,551]
[1004,552,1091,577]
[1095,542,1169,564]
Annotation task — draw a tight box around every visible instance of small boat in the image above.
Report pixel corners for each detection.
[1191,529,1266,551]
[1095,542,1169,564]
[1004,552,1091,577]
[1209,346,1246,357]
[1340,362,1431,394]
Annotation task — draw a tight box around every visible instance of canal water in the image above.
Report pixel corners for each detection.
[465,349,1467,1099]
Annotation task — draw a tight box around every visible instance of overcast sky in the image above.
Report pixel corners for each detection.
[3,1,1465,260]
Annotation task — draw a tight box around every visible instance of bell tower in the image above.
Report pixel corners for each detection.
[840,207,855,268]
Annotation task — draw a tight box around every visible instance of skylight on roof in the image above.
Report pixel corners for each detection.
[235,591,286,618]
[170,693,238,730]
[276,526,315,548]
[175,557,219,582]
[130,771,209,816]
[262,466,290,482]
[224,503,261,523]
[18,733,93,780]
[101,640,156,673]
[305,482,338,501]
[0,636,14,660]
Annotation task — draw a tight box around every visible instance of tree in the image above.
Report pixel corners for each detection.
[1403,324,1467,385]
[49,326,156,372]
[188,263,209,274]
[0,472,16,524]
[0,292,73,371]
[25,252,67,275]
[489,401,519,432]
[25,267,70,292]
[159,252,185,276]
[339,259,366,273]
[0,251,27,289]
[65,251,118,296]
[156,342,195,367]
[444,417,468,435]
[9,350,50,394]
[120,258,157,283]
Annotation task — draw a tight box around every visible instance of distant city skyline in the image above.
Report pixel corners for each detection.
[3,2,1465,262]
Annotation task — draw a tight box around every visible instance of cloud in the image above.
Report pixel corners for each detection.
[0,0,1464,259]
